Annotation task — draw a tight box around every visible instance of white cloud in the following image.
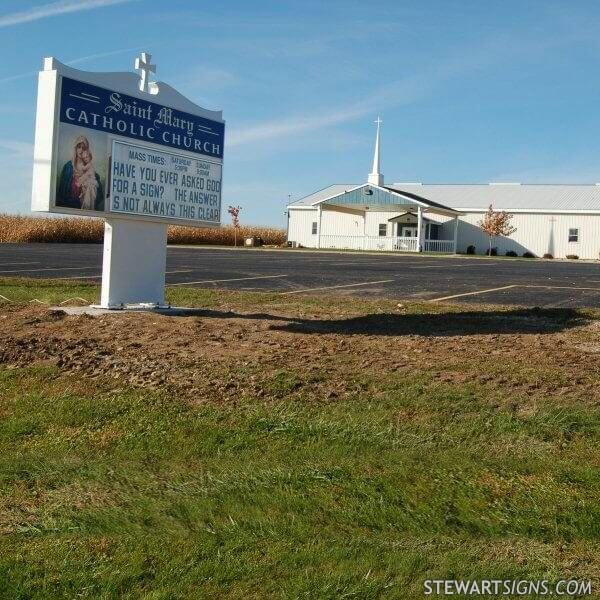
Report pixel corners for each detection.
[0,71,38,85]
[0,140,34,159]
[226,29,584,151]
[0,46,145,85]
[67,46,145,66]
[0,0,139,28]
[228,105,368,148]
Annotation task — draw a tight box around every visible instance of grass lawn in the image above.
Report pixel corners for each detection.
[0,278,598,599]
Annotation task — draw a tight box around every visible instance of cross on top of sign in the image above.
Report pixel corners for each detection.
[135,52,158,95]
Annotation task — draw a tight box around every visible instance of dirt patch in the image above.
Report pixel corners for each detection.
[1,303,599,405]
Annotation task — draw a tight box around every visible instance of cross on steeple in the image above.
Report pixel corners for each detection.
[368,116,384,186]
[135,52,156,94]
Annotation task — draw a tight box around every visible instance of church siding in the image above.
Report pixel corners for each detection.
[287,208,318,247]
[456,211,600,258]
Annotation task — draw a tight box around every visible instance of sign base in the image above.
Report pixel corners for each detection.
[99,218,168,308]
[90,303,172,311]
[54,305,205,317]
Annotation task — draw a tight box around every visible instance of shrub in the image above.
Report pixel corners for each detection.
[543,253,554,259]
[505,250,518,257]
[0,214,286,247]
[485,247,498,256]
[466,245,476,255]
[522,252,536,258]
[566,254,579,260]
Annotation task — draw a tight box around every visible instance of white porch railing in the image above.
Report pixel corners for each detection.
[318,235,455,253]
[391,237,418,252]
[423,239,455,253]
[319,235,364,250]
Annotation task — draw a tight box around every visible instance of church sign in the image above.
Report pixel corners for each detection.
[32,54,225,227]
[59,76,224,159]
[31,54,226,308]
[110,141,222,222]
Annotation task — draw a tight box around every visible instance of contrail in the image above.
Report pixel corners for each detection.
[0,0,140,28]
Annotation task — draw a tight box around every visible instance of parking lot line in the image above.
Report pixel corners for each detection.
[50,269,196,281]
[0,267,99,274]
[170,274,289,286]
[525,284,600,291]
[412,263,502,269]
[55,275,102,280]
[430,285,518,302]
[334,261,441,267]
[281,279,394,295]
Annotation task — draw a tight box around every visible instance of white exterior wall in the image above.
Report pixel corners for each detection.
[288,207,454,246]
[365,211,401,236]
[321,206,365,236]
[287,208,318,247]
[457,211,600,259]
[288,206,366,247]
[288,205,600,259]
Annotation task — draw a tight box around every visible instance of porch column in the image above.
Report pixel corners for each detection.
[317,205,322,249]
[453,215,459,254]
[416,206,423,252]
[363,210,367,250]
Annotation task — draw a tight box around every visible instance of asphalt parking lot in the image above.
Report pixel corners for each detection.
[1,243,600,308]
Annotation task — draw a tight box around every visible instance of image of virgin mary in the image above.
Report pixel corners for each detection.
[56,135,104,210]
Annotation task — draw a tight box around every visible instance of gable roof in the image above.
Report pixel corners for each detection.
[288,183,458,213]
[289,183,600,212]
[382,186,457,211]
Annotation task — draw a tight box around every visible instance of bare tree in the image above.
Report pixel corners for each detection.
[477,205,516,255]
[228,205,242,247]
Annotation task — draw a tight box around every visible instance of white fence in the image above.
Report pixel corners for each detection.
[423,239,455,253]
[319,235,454,253]
[319,235,364,250]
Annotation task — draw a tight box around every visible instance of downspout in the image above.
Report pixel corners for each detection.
[453,215,459,254]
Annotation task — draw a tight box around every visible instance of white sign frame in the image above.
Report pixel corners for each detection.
[31,56,226,308]
[31,57,225,228]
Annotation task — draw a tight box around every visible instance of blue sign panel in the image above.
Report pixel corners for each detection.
[59,76,224,159]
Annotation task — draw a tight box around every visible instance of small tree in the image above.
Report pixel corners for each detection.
[477,205,516,254]
[228,205,242,246]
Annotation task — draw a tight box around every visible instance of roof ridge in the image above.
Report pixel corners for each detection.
[290,183,359,204]
[390,183,600,187]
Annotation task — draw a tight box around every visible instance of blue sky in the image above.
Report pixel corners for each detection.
[2,0,600,226]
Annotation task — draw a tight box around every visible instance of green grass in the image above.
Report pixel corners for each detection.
[0,276,446,315]
[0,279,599,598]
[1,368,598,599]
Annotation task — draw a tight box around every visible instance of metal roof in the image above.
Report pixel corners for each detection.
[289,184,357,207]
[289,183,600,212]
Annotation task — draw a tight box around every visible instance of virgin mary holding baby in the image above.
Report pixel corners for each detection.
[56,135,104,211]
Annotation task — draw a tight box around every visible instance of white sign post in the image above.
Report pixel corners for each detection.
[31,54,225,309]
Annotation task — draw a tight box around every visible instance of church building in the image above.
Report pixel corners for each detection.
[286,120,600,259]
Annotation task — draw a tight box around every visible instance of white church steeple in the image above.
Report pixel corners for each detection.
[368,116,383,186]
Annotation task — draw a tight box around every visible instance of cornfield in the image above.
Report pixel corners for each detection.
[0,214,286,246]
